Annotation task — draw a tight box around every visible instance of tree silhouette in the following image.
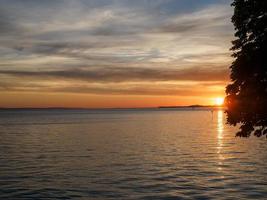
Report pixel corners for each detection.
[225,0,267,137]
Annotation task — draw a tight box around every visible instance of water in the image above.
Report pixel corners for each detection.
[0,109,266,199]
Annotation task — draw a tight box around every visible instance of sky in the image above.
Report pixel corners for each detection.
[0,0,234,108]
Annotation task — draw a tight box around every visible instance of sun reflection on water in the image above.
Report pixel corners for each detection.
[217,110,224,170]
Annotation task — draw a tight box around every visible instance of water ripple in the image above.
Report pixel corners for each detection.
[0,109,266,199]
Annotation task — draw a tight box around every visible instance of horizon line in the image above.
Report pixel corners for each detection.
[0,105,225,110]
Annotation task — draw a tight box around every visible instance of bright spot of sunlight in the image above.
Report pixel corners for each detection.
[215,97,224,106]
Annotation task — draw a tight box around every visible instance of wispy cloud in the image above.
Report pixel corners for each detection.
[0,66,228,83]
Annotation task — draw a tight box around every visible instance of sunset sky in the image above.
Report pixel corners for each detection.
[0,0,234,108]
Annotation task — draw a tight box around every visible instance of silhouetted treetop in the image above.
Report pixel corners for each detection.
[225,0,267,137]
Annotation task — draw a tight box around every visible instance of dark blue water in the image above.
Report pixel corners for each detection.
[0,109,266,199]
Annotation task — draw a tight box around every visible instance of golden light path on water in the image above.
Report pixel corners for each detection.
[217,110,224,171]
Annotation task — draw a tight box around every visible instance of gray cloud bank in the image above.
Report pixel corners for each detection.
[0,66,228,83]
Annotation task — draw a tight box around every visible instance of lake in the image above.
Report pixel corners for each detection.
[0,109,266,199]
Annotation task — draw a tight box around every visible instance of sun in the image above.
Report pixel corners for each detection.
[215,97,224,106]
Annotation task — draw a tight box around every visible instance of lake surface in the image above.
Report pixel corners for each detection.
[0,109,266,199]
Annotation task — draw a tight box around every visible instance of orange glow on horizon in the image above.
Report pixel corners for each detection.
[0,91,226,108]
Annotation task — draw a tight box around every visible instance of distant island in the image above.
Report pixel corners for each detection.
[158,105,224,109]
[158,105,225,112]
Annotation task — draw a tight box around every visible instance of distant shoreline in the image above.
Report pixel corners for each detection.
[158,105,225,110]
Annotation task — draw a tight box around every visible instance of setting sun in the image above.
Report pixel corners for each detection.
[215,97,224,106]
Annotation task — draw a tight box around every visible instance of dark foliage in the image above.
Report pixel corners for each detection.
[225,0,267,137]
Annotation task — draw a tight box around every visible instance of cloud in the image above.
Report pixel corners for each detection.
[0,65,228,83]
[0,77,225,97]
